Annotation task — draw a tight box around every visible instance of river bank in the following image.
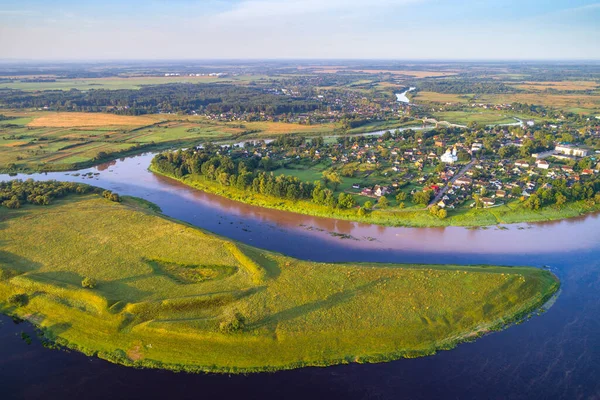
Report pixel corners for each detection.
[150,165,600,228]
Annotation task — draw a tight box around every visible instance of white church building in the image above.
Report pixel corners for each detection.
[441,146,458,164]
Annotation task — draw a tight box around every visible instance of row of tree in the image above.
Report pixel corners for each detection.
[0,180,93,209]
[151,149,358,210]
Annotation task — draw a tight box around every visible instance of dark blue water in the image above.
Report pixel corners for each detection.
[1,154,599,399]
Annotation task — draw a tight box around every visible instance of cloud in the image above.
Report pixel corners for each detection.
[0,9,37,16]
[214,0,421,20]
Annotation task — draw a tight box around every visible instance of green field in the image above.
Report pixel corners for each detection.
[0,193,558,373]
[0,75,274,91]
[0,112,343,172]
[431,111,518,126]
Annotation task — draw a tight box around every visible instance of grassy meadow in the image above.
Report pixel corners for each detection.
[0,193,558,372]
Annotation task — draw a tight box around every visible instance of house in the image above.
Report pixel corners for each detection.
[496,190,507,198]
[471,143,483,152]
[352,184,360,189]
[374,185,389,197]
[515,161,530,168]
[561,165,574,173]
[437,200,447,208]
[454,177,473,186]
[361,188,373,196]
[536,160,550,169]
[441,146,458,164]
[481,197,495,207]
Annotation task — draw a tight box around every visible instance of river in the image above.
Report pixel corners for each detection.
[396,87,416,104]
[1,153,599,399]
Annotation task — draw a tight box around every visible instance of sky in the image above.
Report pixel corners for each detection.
[0,0,599,60]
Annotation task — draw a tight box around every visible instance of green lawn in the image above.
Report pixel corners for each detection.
[431,111,517,126]
[0,193,558,373]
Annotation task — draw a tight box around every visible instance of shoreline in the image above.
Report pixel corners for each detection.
[150,166,600,229]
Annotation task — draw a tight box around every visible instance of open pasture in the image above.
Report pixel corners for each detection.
[0,193,558,372]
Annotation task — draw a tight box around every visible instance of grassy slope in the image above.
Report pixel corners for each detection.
[152,168,600,228]
[0,195,558,373]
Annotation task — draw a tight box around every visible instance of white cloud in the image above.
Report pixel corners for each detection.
[214,0,421,20]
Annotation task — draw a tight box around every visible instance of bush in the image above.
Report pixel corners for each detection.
[82,277,97,289]
[219,309,246,333]
[102,190,122,203]
[8,293,28,307]
[377,196,389,209]
[0,268,17,281]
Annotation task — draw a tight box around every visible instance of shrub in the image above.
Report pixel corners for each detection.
[377,196,389,209]
[8,293,28,307]
[219,309,246,333]
[82,277,97,289]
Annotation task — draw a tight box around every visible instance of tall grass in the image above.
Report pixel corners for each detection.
[0,194,559,373]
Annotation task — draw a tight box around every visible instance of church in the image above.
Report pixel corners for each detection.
[441,146,458,164]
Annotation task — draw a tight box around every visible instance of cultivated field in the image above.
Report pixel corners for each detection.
[27,112,159,128]
[0,194,558,372]
[0,75,262,91]
[0,112,339,171]
[412,91,469,103]
[511,80,599,91]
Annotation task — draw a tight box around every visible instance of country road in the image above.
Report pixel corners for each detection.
[428,158,476,208]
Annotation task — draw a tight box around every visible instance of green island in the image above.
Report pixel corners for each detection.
[0,181,559,373]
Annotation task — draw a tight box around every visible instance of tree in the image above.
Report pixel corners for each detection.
[395,191,407,202]
[82,277,97,289]
[328,172,342,191]
[378,196,389,209]
[526,194,541,210]
[412,190,432,206]
[219,309,246,333]
[8,293,28,307]
[337,193,356,209]
[364,200,373,210]
[438,209,448,219]
[555,193,567,208]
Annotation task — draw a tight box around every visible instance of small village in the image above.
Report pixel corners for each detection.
[225,123,600,211]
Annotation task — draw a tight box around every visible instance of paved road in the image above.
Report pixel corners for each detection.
[428,158,475,208]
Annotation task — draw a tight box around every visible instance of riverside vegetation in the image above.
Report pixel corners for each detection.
[0,181,559,373]
[150,134,600,228]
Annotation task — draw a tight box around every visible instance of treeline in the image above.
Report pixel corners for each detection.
[0,84,323,116]
[0,180,94,209]
[522,177,600,211]
[415,79,520,94]
[151,149,356,210]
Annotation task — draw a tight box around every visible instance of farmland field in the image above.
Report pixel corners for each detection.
[0,111,341,172]
[0,75,268,91]
[0,192,559,373]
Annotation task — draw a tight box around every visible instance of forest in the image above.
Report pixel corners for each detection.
[0,83,323,116]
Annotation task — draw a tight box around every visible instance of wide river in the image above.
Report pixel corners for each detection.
[1,153,599,399]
